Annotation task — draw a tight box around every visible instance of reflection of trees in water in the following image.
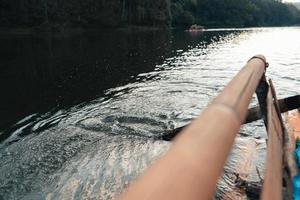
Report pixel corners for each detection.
[0,31,172,128]
[0,30,234,131]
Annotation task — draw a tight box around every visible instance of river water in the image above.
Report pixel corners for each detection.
[0,27,299,199]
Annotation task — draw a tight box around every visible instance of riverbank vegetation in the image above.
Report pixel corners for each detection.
[172,0,300,27]
[0,0,299,31]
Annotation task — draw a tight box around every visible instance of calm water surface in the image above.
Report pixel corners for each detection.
[0,27,299,199]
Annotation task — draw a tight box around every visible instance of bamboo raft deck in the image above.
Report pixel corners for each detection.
[287,110,300,139]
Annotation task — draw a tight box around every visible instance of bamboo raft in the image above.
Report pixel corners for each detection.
[120,56,300,200]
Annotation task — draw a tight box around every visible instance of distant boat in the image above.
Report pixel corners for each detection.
[186,24,204,32]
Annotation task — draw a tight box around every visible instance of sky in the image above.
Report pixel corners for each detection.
[283,0,300,2]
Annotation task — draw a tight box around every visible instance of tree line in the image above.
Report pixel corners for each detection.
[172,0,300,27]
[0,0,299,30]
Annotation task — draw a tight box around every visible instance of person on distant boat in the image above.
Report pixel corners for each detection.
[188,24,204,32]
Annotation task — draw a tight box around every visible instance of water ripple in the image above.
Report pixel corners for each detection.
[1,27,300,199]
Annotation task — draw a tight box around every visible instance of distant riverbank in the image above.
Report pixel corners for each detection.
[1,24,300,36]
[1,0,300,35]
[0,25,172,35]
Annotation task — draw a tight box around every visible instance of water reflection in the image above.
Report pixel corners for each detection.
[0,30,233,135]
[0,27,299,199]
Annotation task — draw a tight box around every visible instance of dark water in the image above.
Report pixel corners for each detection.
[0,30,233,136]
[0,27,299,199]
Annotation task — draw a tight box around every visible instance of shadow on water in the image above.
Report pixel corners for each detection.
[0,29,235,141]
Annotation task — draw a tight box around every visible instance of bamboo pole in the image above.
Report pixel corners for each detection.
[120,55,267,200]
[163,95,300,141]
[261,80,284,200]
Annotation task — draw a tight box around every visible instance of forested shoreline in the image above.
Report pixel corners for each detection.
[0,0,299,31]
[172,0,300,27]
